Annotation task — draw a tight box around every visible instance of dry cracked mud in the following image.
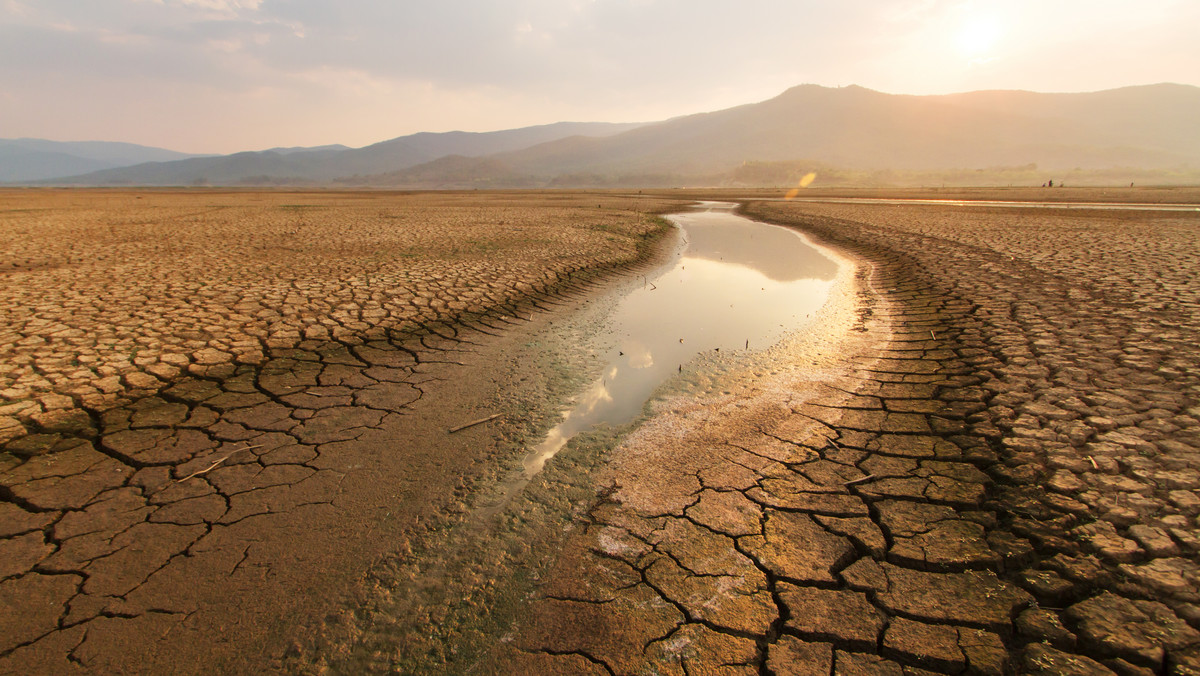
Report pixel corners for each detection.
[0,189,686,673]
[4,188,1200,675]
[460,191,1200,675]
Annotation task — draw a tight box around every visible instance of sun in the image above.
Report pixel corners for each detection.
[956,15,1002,59]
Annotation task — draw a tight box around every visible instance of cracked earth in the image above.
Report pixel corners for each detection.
[0,189,683,673]
[467,191,1200,675]
[4,188,1200,675]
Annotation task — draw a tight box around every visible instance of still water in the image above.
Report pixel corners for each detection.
[521,202,839,479]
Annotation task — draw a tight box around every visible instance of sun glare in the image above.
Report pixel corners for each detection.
[956,15,1002,58]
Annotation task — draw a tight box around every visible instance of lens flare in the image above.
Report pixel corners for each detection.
[785,172,817,199]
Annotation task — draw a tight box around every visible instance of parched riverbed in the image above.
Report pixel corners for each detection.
[509,203,838,506]
[305,201,849,672]
[0,190,689,674]
[4,188,1199,675]
[318,190,1200,675]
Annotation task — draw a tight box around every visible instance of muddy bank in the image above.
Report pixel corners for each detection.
[300,203,848,672]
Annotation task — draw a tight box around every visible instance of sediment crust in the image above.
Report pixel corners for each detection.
[0,190,687,674]
[5,190,1199,674]
[477,196,1200,675]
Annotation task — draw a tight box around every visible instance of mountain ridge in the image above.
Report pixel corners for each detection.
[0,138,209,182]
[14,83,1200,187]
[24,121,645,186]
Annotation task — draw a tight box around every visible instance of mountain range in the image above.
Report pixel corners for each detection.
[9,83,1199,187]
[0,139,209,182]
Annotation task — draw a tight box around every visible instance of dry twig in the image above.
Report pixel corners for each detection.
[843,474,877,487]
[448,413,502,434]
[175,444,263,482]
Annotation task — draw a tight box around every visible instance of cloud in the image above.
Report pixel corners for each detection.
[3,0,1198,151]
[180,0,263,9]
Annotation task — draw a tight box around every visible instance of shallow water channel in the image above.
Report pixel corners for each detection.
[520,201,839,481]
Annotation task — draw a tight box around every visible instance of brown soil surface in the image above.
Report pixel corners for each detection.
[459,194,1200,675]
[655,185,1200,205]
[0,189,686,673]
[5,188,1200,675]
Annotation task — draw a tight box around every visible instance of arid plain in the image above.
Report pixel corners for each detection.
[2,188,1200,675]
[0,189,685,673]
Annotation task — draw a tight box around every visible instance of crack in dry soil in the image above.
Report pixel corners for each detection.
[0,190,685,674]
[6,190,1200,675]
[466,196,1200,675]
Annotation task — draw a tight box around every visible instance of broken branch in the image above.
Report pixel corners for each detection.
[843,474,877,487]
[449,413,502,433]
[175,444,263,482]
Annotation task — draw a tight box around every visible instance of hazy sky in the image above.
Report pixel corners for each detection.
[3,0,1197,153]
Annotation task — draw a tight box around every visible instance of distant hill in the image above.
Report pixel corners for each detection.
[462,83,1200,182]
[0,138,206,182]
[23,83,1200,187]
[38,121,644,186]
[261,144,351,155]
